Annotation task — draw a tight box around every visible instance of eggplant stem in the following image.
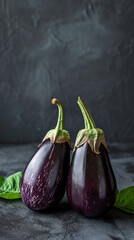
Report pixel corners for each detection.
[77,99,90,129]
[77,97,96,129]
[52,98,64,130]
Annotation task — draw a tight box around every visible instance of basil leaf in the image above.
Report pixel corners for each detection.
[0,172,22,199]
[114,186,134,214]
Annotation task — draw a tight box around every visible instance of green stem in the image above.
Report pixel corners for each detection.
[77,99,90,129]
[77,97,96,129]
[52,98,64,130]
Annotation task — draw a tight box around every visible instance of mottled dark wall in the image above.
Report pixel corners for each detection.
[0,0,134,143]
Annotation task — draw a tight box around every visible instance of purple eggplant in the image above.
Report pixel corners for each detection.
[67,97,117,217]
[21,98,70,211]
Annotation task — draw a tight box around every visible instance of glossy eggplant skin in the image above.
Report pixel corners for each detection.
[67,143,117,217]
[21,139,70,211]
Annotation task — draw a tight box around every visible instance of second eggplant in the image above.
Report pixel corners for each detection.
[67,97,117,217]
[21,98,70,211]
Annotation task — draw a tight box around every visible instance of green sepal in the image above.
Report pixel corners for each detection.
[75,97,109,154]
[39,128,71,147]
[38,98,71,148]
[73,128,108,154]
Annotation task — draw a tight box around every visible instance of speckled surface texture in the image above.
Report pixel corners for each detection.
[0,0,134,143]
[0,143,134,240]
[21,140,70,211]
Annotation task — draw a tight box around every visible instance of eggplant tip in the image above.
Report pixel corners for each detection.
[51,98,58,104]
[77,96,82,103]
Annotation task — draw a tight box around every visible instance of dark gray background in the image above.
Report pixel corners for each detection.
[0,0,134,144]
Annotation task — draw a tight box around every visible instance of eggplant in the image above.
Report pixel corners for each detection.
[67,97,117,217]
[21,98,70,211]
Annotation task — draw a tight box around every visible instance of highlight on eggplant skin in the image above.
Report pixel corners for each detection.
[67,97,117,217]
[20,98,71,211]
[67,143,117,217]
[21,139,70,211]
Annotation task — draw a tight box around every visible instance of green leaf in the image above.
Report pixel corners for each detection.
[114,186,134,214]
[0,172,23,199]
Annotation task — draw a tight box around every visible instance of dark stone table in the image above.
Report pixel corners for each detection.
[0,143,134,240]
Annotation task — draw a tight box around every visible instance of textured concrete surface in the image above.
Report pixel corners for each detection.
[0,143,134,240]
[0,0,134,144]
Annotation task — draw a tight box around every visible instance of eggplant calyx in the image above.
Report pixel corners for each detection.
[40,129,71,147]
[73,128,108,154]
[39,98,71,148]
[75,97,108,154]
